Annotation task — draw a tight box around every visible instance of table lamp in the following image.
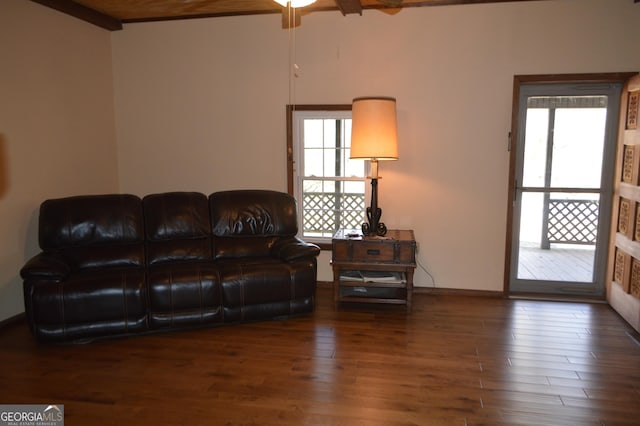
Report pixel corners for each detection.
[350,97,399,236]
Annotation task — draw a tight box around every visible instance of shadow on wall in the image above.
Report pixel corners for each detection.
[0,134,8,199]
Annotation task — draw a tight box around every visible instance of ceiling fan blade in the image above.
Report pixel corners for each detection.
[335,0,363,15]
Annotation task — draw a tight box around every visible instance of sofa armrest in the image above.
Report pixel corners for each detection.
[272,237,321,262]
[20,252,71,281]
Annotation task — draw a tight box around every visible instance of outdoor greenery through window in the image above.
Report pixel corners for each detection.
[290,108,366,243]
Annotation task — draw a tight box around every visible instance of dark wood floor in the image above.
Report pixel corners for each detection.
[1,286,640,425]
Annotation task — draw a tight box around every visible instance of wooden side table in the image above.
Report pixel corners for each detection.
[331,229,416,311]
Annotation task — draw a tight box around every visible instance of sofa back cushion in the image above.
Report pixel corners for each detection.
[38,194,144,269]
[143,192,212,265]
[209,190,298,259]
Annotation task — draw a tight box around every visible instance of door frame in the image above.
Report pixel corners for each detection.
[504,73,638,297]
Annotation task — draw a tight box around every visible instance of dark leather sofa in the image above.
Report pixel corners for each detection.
[20,190,320,343]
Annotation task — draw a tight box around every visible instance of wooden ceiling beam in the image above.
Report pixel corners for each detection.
[31,0,122,31]
[335,0,362,15]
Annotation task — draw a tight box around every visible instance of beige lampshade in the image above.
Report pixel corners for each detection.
[350,97,399,161]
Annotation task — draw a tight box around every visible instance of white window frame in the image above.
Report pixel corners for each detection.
[290,107,368,246]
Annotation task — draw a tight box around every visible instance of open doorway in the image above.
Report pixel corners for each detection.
[506,75,626,298]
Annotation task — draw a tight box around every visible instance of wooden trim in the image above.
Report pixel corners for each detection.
[123,10,280,25]
[414,287,504,298]
[503,76,522,294]
[31,0,122,31]
[509,292,607,303]
[0,313,25,330]
[286,105,295,196]
[513,73,638,85]
[288,105,353,111]
[320,280,505,298]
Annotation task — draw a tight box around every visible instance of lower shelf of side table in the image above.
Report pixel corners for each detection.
[338,282,408,303]
[335,275,411,307]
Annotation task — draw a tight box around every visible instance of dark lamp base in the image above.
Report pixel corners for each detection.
[362,178,388,236]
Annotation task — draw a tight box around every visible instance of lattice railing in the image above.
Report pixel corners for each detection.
[302,192,365,236]
[545,199,599,246]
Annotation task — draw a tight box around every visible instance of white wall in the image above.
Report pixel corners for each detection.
[112,0,640,289]
[0,1,119,321]
[112,15,292,195]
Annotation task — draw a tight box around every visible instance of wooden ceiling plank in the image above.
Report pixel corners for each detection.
[335,0,363,15]
[31,0,122,31]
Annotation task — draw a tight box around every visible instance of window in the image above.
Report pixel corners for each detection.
[287,105,367,246]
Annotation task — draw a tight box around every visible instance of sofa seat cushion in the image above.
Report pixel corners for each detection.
[216,257,316,321]
[23,267,147,343]
[147,262,222,328]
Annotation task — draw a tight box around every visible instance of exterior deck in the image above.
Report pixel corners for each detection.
[518,242,595,283]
